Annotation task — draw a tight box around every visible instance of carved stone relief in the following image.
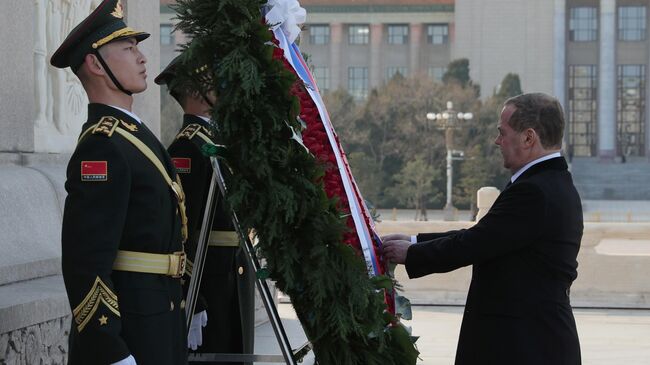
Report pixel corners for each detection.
[34,0,101,152]
[0,315,70,365]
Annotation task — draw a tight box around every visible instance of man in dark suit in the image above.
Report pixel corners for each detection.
[155,56,255,365]
[53,1,187,364]
[383,93,583,365]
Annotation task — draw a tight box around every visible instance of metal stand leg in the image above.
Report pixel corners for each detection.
[187,158,313,364]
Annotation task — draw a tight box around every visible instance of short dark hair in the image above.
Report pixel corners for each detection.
[504,93,565,148]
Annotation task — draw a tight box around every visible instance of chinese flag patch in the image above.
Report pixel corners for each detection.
[173,158,191,174]
[81,161,107,182]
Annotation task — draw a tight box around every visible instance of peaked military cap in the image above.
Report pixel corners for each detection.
[155,54,214,99]
[50,0,150,71]
[155,54,182,86]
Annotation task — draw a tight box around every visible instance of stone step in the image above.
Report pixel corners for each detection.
[0,275,69,335]
[570,157,650,200]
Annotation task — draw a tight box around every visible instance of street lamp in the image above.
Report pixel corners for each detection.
[426,101,473,221]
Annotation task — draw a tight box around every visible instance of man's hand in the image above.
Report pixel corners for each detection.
[382,238,411,264]
[188,310,208,350]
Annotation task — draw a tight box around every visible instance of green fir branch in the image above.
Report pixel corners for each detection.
[173,0,418,363]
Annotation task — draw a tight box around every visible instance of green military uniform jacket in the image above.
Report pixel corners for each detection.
[168,114,255,365]
[62,103,188,365]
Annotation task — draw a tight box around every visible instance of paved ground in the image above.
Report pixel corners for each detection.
[254,304,650,365]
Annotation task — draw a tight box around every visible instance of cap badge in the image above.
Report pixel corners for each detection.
[111,0,124,19]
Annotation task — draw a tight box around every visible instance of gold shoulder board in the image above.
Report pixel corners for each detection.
[176,124,202,140]
[92,116,121,137]
[176,124,201,139]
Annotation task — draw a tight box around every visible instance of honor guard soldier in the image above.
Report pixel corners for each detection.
[52,1,188,364]
[155,56,255,365]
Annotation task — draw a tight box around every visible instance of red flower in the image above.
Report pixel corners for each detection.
[274,35,394,313]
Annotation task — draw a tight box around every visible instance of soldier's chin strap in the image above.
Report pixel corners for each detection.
[200,93,214,109]
[94,50,133,96]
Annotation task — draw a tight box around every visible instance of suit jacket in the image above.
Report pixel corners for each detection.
[168,114,255,365]
[62,103,187,365]
[406,157,582,365]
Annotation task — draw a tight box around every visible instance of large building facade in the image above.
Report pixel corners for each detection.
[297,0,650,160]
[456,0,650,161]
[160,0,455,100]
[160,0,650,160]
[159,0,650,198]
[299,0,454,100]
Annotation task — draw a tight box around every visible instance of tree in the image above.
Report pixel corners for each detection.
[497,73,523,99]
[455,145,497,216]
[388,155,443,220]
[454,95,511,214]
[347,151,382,204]
[443,58,481,97]
[333,64,514,212]
[443,58,471,87]
[355,74,451,207]
[324,89,359,148]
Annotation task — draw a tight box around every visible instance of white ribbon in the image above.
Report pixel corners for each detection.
[264,0,307,44]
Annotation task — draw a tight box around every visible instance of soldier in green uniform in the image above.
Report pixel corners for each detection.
[155,55,255,365]
[52,1,188,364]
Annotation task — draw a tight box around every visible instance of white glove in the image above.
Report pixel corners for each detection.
[112,354,137,365]
[188,310,208,350]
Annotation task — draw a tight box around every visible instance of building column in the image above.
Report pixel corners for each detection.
[554,0,566,108]
[647,29,650,159]
[329,23,343,91]
[409,23,423,76]
[369,23,383,89]
[598,0,617,160]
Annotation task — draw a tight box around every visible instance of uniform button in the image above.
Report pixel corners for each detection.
[170,301,175,311]
[238,266,244,275]
[180,300,186,309]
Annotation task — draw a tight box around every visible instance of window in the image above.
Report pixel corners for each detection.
[349,25,370,45]
[568,65,598,157]
[313,66,330,92]
[569,7,598,41]
[348,67,368,101]
[387,25,409,44]
[160,24,173,45]
[309,25,330,45]
[618,6,647,41]
[428,67,447,81]
[426,24,448,45]
[617,65,646,156]
[386,67,408,80]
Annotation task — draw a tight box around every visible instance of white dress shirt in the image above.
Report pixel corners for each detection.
[197,115,211,123]
[108,105,143,124]
[112,354,136,365]
[510,152,562,183]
